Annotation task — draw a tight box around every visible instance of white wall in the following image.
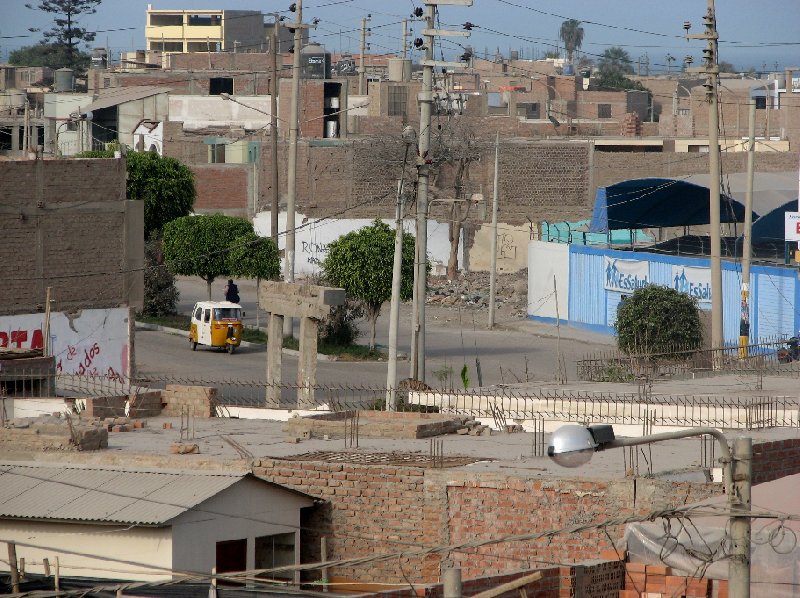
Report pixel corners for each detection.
[0,307,130,378]
[169,95,275,131]
[254,211,462,276]
[0,520,172,581]
[469,223,530,273]
[171,477,311,577]
[527,241,569,320]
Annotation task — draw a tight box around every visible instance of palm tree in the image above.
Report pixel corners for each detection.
[559,19,584,65]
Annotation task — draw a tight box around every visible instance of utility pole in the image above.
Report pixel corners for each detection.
[358,15,370,95]
[284,0,312,337]
[740,99,756,358]
[387,127,416,410]
[729,437,752,598]
[686,1,722,356]
[410,0,472,382]
[401,18,409,59]
[487,132,499,329]
[270,14,280,247]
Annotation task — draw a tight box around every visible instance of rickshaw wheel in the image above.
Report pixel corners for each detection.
[227,344,235,355]
[191,340,197,351]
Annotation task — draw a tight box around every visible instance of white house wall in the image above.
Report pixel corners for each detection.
[171,477,311,577]
[527,241,569,321]
[0,520,172,581]
[469,224,530,273]
[254,212,462,276]
[118,94,169,149]
[0,307,131,377]
[169,95,275,131]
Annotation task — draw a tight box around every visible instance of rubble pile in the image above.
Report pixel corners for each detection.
[426,270,528,317]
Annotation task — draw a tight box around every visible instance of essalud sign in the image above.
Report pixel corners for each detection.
[603,257,711,304]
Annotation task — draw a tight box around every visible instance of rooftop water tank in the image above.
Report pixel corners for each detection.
[54,68,74,92]
[300,43,331,79]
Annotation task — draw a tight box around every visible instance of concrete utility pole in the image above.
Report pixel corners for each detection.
[739,99,756,357]
[687,0,722,355]
[358,15,370,95]
[270,14,280,247]
[729,436,752,598]
[410,0,473,382]
[284,0,306,338]
[488,132,499,329]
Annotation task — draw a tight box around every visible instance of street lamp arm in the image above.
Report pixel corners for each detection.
[604,427,731,462]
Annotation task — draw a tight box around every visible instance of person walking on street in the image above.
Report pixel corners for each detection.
[225,279,240,303]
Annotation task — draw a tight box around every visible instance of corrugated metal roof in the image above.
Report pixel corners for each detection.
[84,85,170,112]
[0,463,247,525]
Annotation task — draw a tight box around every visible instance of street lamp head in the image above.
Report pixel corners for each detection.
[220,93,231,100]
[547,424,617,468]
[401,125,417,143]
[547,424,597,467]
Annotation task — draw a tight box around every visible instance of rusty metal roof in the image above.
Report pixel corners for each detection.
[0,462,249,525]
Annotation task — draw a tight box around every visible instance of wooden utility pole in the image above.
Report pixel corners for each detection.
[358,16,370,95]
[740,100,756,357]
[488,132,499,329]
[8,542,20,593]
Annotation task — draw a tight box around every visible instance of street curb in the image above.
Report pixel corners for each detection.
[134,321,345,361]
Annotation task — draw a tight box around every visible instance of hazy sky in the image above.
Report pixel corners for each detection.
[2,0,798,73]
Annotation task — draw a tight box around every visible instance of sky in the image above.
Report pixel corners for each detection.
[2,0,799,74]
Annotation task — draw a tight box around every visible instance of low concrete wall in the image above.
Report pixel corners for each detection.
[0,416,108,451]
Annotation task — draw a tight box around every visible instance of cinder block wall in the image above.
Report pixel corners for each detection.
[161,385,216,417]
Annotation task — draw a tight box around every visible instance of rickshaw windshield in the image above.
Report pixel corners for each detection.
[214,308,241,320]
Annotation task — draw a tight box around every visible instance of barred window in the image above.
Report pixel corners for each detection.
[598,104,612,118]
[388,85,407,117]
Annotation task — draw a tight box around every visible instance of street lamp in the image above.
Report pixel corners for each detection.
[548,424,752,598]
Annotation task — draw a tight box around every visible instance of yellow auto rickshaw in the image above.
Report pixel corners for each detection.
[189,301,244,354]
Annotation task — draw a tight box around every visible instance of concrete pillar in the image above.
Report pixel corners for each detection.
[11,125,20,151]
[297,316,318,408]
[266,313,284,407]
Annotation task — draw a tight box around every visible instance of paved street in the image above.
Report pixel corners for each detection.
[134,276,615,398]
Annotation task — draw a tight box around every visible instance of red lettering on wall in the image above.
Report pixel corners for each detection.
[31,329,43,350]
[10,330,27,349]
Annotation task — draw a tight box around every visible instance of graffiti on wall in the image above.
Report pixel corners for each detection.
[0,308,130,378]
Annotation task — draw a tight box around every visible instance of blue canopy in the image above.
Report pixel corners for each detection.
[750,199,798,244]
[589,178,755,233]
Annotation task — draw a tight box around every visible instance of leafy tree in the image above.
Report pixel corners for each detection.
[126,152,196,237]
[163,214,253,300]
[595,46,647,91]
[9,42,89,74]
[323,219,417,349]
[543,50,561,59]
[26,0,102,71]
[227,231,281,305]
[615,285,703,355]
[559,19,584,65]
[142,231,179,317]
[718,61,737,74]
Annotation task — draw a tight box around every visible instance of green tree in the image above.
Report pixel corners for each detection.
[227,231,281,287]
[163,214,253,300]
[126,152,196,237]
[323,219,417,349]
[615,285,703,355]
[26,0,102,71]
[9,42,88,74]
[559,19,584,65]
[595,46,646,91]
[142,231,179,317]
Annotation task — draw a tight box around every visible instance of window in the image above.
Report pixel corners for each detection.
[194,307,202,320]
[149,14,182,26]
[209,144,226,163]
[388,85,407,117]
[516,102,540,119]
[188,14,221,26]
[103,77,111,89]
[598,104,612,118]
[216,538,247,584]
[255,533,295,581]
[149,41,182,52]
[755,97,766,109]
[214,308,241,320]
[209,77,234,95]
[487,92,508,116]
[203,309,211,323]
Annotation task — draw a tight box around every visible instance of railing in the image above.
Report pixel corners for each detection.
[576,337,796,382]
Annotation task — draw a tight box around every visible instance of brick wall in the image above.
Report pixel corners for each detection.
[752,438,800,485]
[0,158,142,315]
[252,459,720,585]
[191,164,251,216]
[161,384,216,417]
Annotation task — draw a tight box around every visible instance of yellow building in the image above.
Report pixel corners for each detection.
[145,5,265,54]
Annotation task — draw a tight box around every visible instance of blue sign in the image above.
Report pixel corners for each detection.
[671,266,712,303]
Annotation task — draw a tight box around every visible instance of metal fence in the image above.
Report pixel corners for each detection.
[576,337,799,382]
[3,371,797,431]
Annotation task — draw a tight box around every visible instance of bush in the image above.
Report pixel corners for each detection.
[319,298,363,346]
[615,285,703,355]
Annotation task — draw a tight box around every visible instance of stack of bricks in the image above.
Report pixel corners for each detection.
[619,562,721,597]
[621,112,642,137]
[161,384,217,418]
